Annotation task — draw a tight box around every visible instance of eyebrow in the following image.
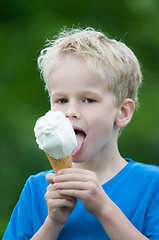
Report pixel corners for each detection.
[51,90,102,100]
[51,92,67,100]
[79,90,102,98]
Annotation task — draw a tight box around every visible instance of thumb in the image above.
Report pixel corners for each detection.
[46,173,55,184]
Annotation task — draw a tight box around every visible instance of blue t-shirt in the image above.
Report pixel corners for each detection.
[2,159,159,239]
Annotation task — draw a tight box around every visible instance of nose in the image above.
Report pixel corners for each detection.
[65,101,81,120]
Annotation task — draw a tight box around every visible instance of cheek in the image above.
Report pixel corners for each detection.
[87,111,115,136]
[51,103,64,112]
[88,116,105,133]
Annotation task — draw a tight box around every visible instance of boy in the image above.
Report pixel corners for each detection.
[3,28,159,239]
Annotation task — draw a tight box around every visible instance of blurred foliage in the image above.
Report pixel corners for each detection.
[0,0,159,237]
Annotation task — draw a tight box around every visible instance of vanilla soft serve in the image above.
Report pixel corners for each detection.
[34,111,77,159]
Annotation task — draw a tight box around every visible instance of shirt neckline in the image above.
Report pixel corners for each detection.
[102,158,134,189]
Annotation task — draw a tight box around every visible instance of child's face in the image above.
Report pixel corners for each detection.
[49,54,118,163]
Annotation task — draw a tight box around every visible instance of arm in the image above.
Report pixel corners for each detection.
[52,168,149,240]
[31,173,77,240]
[98,197,149,240]
[30,216,63,240]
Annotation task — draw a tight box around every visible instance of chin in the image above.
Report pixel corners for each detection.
[72,155,88,164]
[72,158,84,164]
[73,154,93,165]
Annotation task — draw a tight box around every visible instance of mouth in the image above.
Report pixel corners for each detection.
[72,127,87,156]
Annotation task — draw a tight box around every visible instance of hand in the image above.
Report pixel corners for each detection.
[53,168,109,218]
[45,173,77,226]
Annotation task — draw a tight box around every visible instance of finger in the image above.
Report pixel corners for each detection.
[49,198,77,209]
[53,171,97,184]
[45,188,77,202]
[57,168,93,176]
[53,181,89,190]
[47,180,89,192]
[45,191,77,208]
[57,189,84,200]
[47,183,56,191]
[46,173,55,184]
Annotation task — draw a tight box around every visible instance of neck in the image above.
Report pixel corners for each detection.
[72,143,127,185]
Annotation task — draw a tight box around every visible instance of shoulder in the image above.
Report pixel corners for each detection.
[128,159,159,185]
[23,170,53,193]
[27,169,53,182]
[130,159,159,175]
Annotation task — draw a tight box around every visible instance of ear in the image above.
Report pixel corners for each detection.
[115,98,135,128]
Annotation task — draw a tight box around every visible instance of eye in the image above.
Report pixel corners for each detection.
[57,98,68,104]
[84,98,96,103]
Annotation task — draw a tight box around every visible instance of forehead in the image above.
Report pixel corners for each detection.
[49,54,108,91]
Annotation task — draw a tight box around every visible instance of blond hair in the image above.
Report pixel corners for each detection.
[37,27,142,107]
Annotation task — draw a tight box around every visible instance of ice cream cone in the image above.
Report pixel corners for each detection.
[46,153,72,174]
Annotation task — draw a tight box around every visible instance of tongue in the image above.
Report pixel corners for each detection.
[72,132,85,156]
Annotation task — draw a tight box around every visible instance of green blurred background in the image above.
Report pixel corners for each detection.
[1,0,159,237]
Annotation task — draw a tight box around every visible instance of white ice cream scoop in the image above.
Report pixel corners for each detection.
[34,110,77,159]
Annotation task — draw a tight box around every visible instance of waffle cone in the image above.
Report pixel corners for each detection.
[46,153,72,174]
